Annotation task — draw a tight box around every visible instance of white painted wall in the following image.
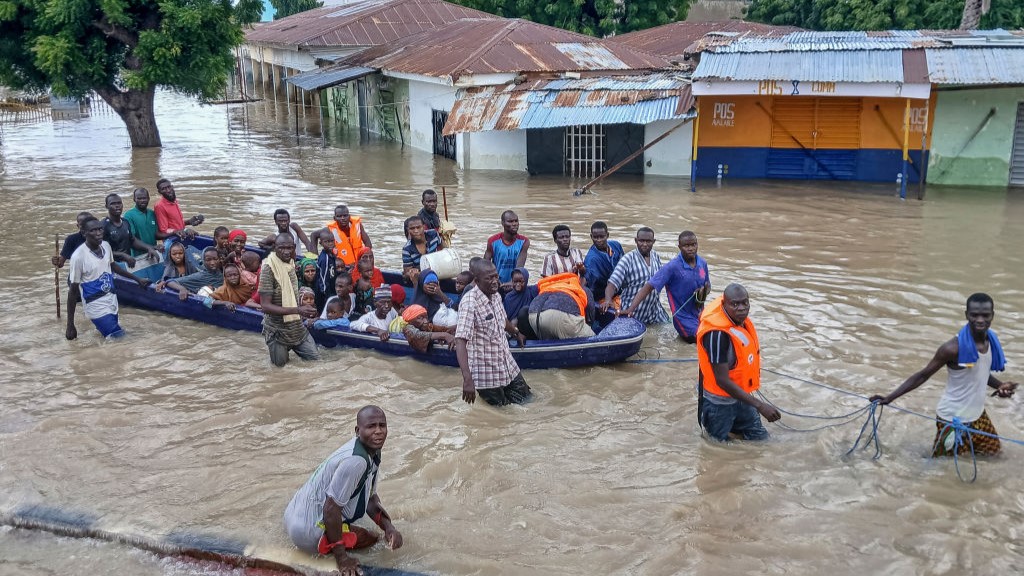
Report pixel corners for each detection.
[407,79,458,154]
[244,44,317,71]
[643,118,693,177]
[461,130,528,171]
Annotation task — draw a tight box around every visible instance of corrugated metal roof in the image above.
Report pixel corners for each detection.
[244,0,497,48]
[443,78,693,134]
[285,65,376,90]
[340,18,673,79]
[705,29,1024,53]
[926,48,1024,85]
[693,50,908,82]
[612,20,801,61]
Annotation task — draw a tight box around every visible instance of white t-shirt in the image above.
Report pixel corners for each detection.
[69,241,118,320]
[936,348,991,423]
[351,309,398,332]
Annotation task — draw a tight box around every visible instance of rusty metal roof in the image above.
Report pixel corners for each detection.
[443,74,693,134]
[703,29,1024,53]
[340,18,675,80]
[611,20,801,61]
[244,0,497,48]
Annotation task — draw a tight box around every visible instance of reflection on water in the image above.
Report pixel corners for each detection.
[1,92,1022,575]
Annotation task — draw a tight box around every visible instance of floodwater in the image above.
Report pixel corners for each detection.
[1,92,1022,576]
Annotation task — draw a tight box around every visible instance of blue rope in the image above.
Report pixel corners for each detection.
[931,417,978,483]
[844,402,884,460]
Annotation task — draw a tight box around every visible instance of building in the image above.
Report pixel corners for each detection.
[689,30,1024,188]
[297,17,693,177]
[612,20,801,69]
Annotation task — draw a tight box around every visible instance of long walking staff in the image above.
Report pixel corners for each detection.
[54,233,61,318]
[442,186,449,220]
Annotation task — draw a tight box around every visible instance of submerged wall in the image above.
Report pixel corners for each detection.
[461,130,528,171]
[643,119,693,177]
[928,87,1024,187]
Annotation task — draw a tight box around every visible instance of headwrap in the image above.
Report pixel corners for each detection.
[357,246,373,260]
[422,270,439,285]
[374,284,392,302]
[299,256,317,272]
[390,284,406,306]
[297,257,318,289]
[502,267,537,320]
[298,286,315,301]
[412,269,445,321]
[402,304,427,322]
[228,229,247,242]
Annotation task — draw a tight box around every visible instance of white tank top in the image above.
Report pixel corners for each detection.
[935,348,990,422]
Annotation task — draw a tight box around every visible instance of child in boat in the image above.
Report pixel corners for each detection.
[205,263,254,311]
[299,287,317,328]
[313,299,350,330]
[352,277,373,319]
[162,241,198,280]
[450,271,473,310]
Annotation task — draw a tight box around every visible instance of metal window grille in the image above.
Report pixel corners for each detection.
[432,110,456,160]
[564,124,605,178]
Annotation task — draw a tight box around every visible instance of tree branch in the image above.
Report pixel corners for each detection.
[92,16,139,48]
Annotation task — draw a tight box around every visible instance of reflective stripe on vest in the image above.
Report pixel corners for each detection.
[696,295,761,397]
[327,216,364,266]
[536,272,587,316]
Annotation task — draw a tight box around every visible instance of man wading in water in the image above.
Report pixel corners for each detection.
[284,406,403,576]
[871,293,1017,455]
[259,233,320,366]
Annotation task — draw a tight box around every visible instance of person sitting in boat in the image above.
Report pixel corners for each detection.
[298,257,318,292]
[313,299,351,331]
[502,267,538,330]
[321,274,355,320]
[154,178,204,250]
[204,264,254,311]
[227,229,247,265]
[402,215,443,286]
[161,241,198,281]
[239,251,262,309]
[387,284,408,331]
[259,208,313,253]
[351,286,397,342]
[156,247,224,300]
[450,271,473,310]
[298,287,317,328]
[401,304,456,353]
[412,270,457,328]
[351,247,384,289]
[314,229,338,310]
[211,226,234,266]
[352,277,374,318]
[526,272,596,340]
[309,204,372,268]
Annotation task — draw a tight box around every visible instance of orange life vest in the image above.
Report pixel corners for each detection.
[326,216,364,266]
[696,295,761,398]
[536,272,587,316]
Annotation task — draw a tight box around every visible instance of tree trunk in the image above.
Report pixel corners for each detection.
[95,84,162,148]
[959,0,989,30]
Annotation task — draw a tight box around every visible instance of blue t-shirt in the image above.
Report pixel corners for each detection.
[583,241,624,299]
[488,233,527,284]
[648,254,709,339]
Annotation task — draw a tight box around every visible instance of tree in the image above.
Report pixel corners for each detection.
[272,0,323,20]
[0,0,263,147]
[745,0,1024,30]
[449,0,692,36]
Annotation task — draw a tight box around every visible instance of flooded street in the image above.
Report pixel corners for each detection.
[1,92,1022,575]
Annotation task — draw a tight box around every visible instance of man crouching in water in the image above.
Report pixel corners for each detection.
[284,406,403,576]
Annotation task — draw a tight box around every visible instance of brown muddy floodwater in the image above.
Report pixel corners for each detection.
[1,92,1022,576]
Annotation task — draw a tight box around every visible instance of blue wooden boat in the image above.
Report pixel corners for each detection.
[114,236,646,369]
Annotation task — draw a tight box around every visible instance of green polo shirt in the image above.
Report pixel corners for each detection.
[122,207,157,255]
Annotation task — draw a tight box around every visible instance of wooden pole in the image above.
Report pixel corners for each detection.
[54,234,61,318]
[442,186,449,221]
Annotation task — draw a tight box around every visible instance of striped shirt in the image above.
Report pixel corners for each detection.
[402,229,443,270]
[608,249,669,325]
[541,248,584,278]
[455,286,520,389]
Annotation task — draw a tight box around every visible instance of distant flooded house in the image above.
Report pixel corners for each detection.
[241,0,496,121]
[679,29,1024,188]
[314,17,691,177]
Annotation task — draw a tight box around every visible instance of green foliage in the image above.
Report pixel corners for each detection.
[450,0,692,36]
[746,0,1024,30]
[0,0,256,99]
[271,0,322,20]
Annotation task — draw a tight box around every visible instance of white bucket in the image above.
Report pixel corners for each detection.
[419,248,462,279]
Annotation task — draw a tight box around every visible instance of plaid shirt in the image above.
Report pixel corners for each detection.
[455,286,520,389]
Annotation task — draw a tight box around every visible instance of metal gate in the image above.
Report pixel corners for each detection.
[564,124,605,178]
[432,110,456,160]
[767,97,861,180]
[1011,102,1024,187]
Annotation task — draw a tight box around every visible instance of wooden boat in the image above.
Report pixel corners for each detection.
[114,236,646,369]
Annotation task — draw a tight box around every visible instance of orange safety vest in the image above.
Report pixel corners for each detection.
[696,296,761,398]
[536,272,587,316]
[326,216,364,266]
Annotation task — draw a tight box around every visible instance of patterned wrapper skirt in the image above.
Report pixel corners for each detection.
[933,410,1001,456]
